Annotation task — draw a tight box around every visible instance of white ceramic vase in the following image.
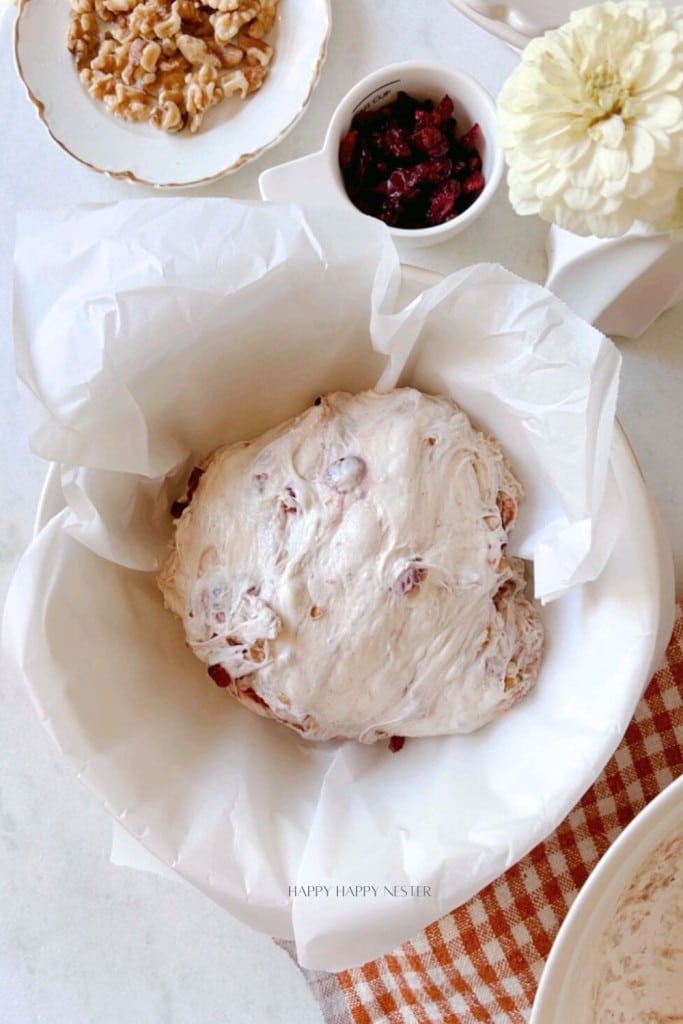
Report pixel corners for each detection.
[545,223,683,339]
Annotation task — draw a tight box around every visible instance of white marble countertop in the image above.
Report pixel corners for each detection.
[1,1,681,1022]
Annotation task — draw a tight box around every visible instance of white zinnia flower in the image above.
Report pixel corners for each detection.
[497,1,683,237]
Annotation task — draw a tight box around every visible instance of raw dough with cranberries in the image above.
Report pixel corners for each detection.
[159,388,543,742]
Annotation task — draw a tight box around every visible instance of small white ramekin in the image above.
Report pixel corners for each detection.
[259,60,504,248]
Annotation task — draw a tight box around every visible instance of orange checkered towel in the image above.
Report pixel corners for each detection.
[282,601,683,1024]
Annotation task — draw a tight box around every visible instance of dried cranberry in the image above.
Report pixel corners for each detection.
[351,108,381,132]
[171,465,204,518]
[378,197,404,227]
[387,165,425,195]
[460,122,482,150]
[388,736,406,753]
[417,157,452,183]
[376,127,412,159]
[186,466,204,499]
[427,179,461,225]
[463,171,485,196]
[396,563,427,594]
[393,90,421,119]
[242,686,270,709]
[414,106,440,129]
[435,94,454,123]
[208,664,233,688]
[458,172,485,211]
[339,129,358,170]
[411,125,449,157]
[280,485,299,514]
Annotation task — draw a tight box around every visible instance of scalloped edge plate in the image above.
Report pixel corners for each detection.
[14,0,331,187]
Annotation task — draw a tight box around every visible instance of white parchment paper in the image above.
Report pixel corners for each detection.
[5,198,652,971]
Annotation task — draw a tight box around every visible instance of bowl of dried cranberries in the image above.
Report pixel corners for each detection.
[259,61,504,247]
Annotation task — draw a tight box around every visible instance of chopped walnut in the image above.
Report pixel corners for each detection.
[212,3,259,42]
[177,32,220,65]
[497,492,517,530]
[66,0,279,133]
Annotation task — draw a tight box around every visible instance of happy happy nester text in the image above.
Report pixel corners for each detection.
[289,885,432,898]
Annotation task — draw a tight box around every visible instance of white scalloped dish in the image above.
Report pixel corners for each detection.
[13,0,330,187]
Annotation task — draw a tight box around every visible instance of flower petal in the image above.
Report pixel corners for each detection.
[497,0,683,237]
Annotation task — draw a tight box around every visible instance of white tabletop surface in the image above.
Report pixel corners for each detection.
[1,2,681,1022]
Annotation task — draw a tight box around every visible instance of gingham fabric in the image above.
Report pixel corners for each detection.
[288,601,683,1024]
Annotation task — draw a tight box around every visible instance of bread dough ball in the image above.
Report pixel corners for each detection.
[159,388,543,742]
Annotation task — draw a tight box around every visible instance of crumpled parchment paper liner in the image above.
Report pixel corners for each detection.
[6,198,662,972]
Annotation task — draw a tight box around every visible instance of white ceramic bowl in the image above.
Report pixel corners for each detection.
[531,772,683,1024]
[19,247,675,970]
[259,61,504,247]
